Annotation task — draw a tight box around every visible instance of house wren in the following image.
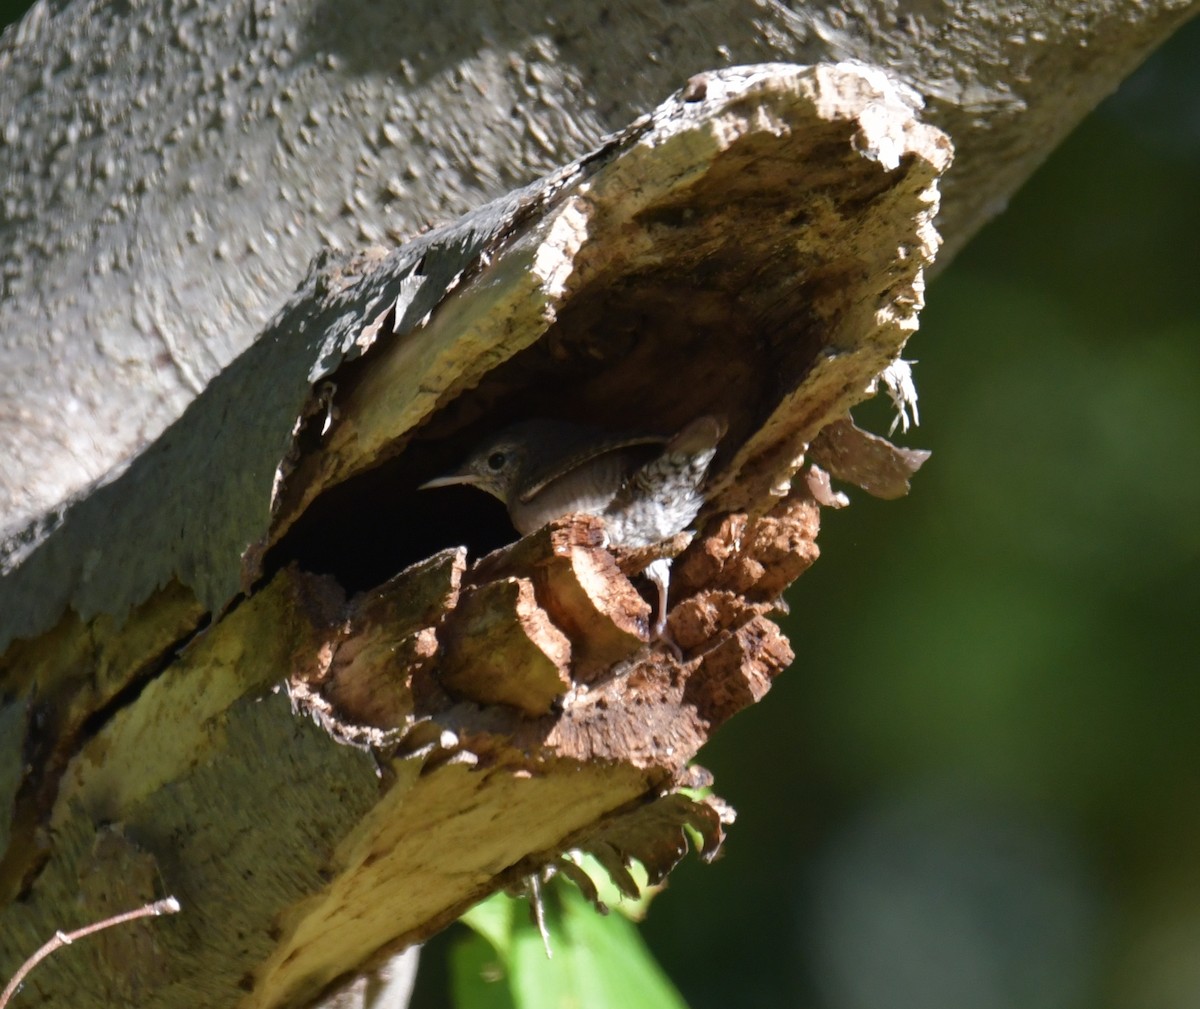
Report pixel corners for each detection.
[421,415,726,638]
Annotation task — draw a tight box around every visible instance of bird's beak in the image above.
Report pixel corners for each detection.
[419,472,477,490]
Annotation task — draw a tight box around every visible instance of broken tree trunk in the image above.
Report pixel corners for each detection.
[0,64,948,1008]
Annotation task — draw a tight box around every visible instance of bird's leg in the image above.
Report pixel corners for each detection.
[644,558,671,637]
[645,557,683,660]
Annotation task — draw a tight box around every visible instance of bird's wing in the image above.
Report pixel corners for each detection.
[517,433,668,503]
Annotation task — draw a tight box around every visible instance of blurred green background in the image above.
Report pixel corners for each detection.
[2,2,1196,1006]
[637,20,1200,1009]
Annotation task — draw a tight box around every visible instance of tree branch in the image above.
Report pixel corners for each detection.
[2,64,944,1007]
[0,0,1192,527]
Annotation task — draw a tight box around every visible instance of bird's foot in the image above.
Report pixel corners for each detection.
[652,619,684,661]
[646,557,684,660]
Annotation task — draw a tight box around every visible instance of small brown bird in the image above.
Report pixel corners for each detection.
[421,415,726,638]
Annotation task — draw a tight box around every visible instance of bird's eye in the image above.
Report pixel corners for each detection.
[486,451,507,471]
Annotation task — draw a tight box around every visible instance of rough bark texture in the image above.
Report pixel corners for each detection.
[2,64,945,1008]
[0,0,1194,530]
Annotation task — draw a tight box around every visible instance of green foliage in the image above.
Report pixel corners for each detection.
[452,885,690,1009]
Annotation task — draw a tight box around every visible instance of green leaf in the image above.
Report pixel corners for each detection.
[462,890,517,958]
[451,928,519,1009]
[454,884,690,1009]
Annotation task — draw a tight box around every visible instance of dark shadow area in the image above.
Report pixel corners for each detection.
[267,442,516,596]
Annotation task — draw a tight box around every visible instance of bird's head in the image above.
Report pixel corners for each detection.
[419,426,539,505]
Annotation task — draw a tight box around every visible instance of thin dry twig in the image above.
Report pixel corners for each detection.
[0,897,180,1009]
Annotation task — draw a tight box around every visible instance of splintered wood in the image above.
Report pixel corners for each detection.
[440,577,573,715]
[292,493,818,772]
